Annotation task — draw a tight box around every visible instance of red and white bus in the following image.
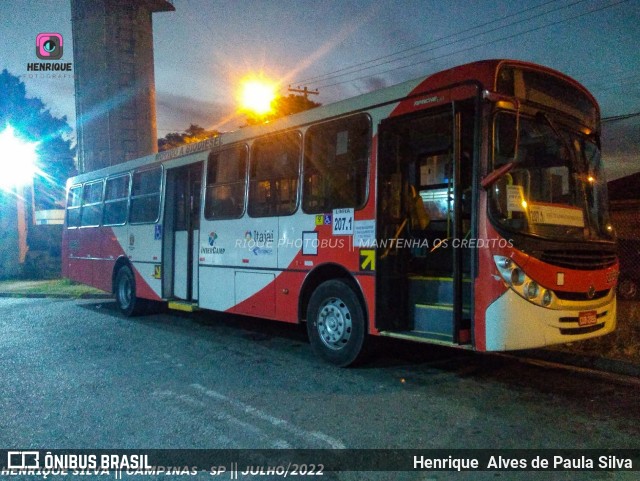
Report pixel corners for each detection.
[63,59,618,366]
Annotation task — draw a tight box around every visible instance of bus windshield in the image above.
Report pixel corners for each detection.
[489,111,614,242]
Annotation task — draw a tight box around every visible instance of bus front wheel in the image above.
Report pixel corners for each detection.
[306,280,368,367]
[115,265,146,316]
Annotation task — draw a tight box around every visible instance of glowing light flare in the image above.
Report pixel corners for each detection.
[238,77,277,116]
[0,125,39,190]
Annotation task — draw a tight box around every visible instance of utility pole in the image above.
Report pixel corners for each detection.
[288,85,320,99]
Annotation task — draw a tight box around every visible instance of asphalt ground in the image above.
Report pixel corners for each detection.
[1,296,638,481]
[0,279,638,382]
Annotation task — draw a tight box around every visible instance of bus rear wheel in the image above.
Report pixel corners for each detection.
[115,265,146,316]
[306,279,367,367]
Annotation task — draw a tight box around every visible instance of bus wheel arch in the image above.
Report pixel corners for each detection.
[299,264,366,321]
[300,264,369,366]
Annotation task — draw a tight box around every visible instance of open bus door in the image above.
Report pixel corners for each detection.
[163,163,202,303]
[376,101,476,346]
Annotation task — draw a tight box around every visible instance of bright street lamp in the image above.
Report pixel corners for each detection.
[0,125,39,191]
[238,76,277,116]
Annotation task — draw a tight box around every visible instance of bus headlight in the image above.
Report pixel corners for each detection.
[524,281,539,299]
[511,268,525,286]
[498,257,513,270]
[493,255,555,308]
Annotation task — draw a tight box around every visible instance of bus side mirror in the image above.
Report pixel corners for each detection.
[481,162,515,190]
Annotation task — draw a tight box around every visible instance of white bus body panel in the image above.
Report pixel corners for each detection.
[485,289,617,351]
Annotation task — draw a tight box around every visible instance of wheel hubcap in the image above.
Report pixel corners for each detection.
[317,297,352,350]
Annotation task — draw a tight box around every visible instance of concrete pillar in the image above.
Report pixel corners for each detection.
[71,0,174,172]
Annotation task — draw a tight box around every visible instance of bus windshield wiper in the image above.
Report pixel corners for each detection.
[536,111,563,140]
[535,111,578,168]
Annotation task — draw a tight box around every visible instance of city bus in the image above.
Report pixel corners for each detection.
[62,59,619,366]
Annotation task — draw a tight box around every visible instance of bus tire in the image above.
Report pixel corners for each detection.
[115,265,146,316]
[306,279,368,367]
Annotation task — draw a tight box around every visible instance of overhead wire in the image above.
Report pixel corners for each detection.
[579,68,640,84]
[313,0,632,89]
[293,0,564,85]
[594,74,640,92]
[602,111,640,122]
[162,0,638,128]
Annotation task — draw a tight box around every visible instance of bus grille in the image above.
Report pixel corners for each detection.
[558,311,607,336]
[559,311,608,323]
[554,289,610,301]
[540,250,617,270]
[559,324,606,336]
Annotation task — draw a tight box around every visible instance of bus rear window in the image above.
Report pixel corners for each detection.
[130,167,162,224]
[303,114,370,213]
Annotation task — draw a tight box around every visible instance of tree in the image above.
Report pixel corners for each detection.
[0,69,76,209]
[158,124,220,152]
[244,94,321,126]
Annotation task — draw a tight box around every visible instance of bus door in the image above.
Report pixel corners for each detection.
[163,163,202,301]
[376,103,475,345]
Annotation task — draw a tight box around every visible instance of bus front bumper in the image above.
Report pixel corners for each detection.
[484,289,617,351]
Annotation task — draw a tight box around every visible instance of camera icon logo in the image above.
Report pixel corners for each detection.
[36,33,64,60]
[8,451,40,469]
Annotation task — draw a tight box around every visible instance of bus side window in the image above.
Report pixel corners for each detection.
[130,167,162,224]
[302,113,370,213]
[66,185,82,228]
[103,174,130,226]
[248,132,301,217]
[80,180,104,227]
[204,145,247,220]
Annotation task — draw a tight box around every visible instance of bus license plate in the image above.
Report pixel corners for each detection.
[578,310,597,326]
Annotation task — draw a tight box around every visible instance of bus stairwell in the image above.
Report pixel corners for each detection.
[407,276,472,344]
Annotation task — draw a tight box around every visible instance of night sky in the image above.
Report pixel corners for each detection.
[1,0,639,178]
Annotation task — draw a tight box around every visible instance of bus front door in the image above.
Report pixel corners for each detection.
[376,104,475,345]
[163,163,202,302]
